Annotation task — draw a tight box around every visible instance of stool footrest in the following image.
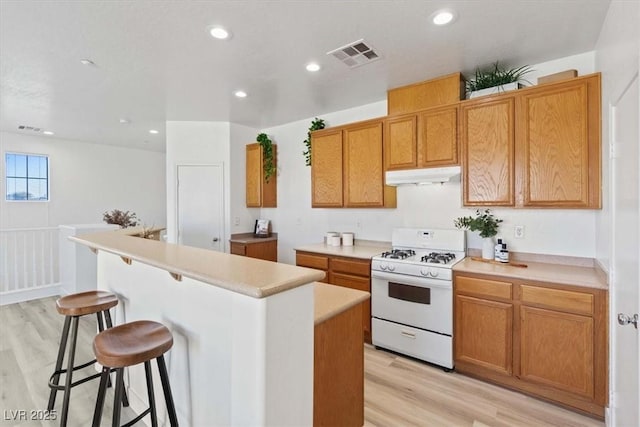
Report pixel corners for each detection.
[121,407,151,427]
[48,361,118,390]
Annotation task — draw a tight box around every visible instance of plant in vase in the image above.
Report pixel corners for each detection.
[465,61,532,98]
[454,209,503,259]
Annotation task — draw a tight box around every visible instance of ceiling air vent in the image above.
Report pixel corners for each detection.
[327,39,381,68]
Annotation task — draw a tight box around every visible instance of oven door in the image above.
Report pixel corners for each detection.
[371,270,452,335]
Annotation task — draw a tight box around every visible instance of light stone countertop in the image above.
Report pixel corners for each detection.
[314,283,370,325]
[295,240,390,260]
[69,231,325,298]
[453,258,608,290]
[229,232,278,243]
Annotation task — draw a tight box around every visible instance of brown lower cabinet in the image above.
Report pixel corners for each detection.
[453,272,607,418]
[229,239,277,262]
[296,251,372,343]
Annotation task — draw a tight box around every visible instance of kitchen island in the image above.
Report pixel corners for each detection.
[70,230,326,426]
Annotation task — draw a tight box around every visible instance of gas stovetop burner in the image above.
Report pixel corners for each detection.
[420,252,457,264]
[380,249,416,260]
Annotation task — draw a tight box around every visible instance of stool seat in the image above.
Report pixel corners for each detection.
[94,320,173,368]
[56,290,118,316]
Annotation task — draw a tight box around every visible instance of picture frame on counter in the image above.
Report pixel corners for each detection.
[254,219,271,237]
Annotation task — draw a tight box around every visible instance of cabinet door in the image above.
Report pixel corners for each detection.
[516,76,601,208]
[520,306,594,398]
[455,295,513,375]
[461,97,515,206]
[312,130,344,207]
[246,144,262,207]
[384,115,417,170]
[329,272,371,342]
[230,242,246,256]
[343,121,385,207]
[245,240,278,262]
[417,106,458,167]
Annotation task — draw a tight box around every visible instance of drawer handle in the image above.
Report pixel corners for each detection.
[401,331,416,339]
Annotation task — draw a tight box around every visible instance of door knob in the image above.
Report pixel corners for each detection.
[212,237,219,242]
[617,313,639,329]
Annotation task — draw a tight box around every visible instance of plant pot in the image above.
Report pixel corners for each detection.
[469,82,521,99]
[482,237,495,260]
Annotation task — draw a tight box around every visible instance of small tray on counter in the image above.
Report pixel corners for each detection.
[469,256,528,268]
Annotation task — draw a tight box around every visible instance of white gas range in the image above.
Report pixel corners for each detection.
[371,228,466,370]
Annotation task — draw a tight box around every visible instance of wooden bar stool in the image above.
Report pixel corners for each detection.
[48,290,128,427]
[92,320,178,427]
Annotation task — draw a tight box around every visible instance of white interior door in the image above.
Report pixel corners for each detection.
[177,164,224,252]
[610,73,639,427]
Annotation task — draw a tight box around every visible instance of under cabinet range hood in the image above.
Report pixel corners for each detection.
[385,166,461,186]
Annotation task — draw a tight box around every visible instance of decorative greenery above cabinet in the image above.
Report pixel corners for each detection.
[246,142,277,207]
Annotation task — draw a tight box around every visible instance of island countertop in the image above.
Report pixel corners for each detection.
[70,230,325,298]
[314,283,370,325]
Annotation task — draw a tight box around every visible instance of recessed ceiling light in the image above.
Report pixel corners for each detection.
[306,62,321,72]
[80,58,96,66]
[119,118,130,124]
[431,9,456,26]
[234,90,247,98]
[209,26,231,40]
[43,131,54,135]
[149,129,159,134]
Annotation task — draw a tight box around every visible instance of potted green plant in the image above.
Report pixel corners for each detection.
[454,209,503,259]
[466,61,532,99]
[256,133,276,183]
[303,118,325,166]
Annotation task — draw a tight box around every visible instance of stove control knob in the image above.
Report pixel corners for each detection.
[429,269,439,278]
[387,265,396,272]
[380,264,387,271]
[420,269,429,277]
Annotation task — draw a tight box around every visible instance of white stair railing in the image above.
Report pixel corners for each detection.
[0,227,59,295]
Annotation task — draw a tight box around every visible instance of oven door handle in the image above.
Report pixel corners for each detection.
[371,270,452,289]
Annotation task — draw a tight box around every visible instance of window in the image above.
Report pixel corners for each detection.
[5,153,49,201]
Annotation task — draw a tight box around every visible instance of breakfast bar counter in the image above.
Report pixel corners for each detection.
[70,230,326,426]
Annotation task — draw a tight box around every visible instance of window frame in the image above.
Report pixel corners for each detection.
[4,151,50,202]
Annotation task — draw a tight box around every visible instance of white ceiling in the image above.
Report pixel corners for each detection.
[0,0,611,152]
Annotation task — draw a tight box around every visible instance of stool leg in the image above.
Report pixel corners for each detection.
[47,315,71,411]
[103,309,129,408]
[96,311,105,332]
[157,355,178,426]
[112,368,124,427]
[60,316,79,427]
[144,361,158,427]
[91,366,110,427]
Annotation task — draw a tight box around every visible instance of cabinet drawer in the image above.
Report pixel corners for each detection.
[521,285,593,316]
[331,257,370,277]
[296,253,329,270]
[330,273,370,292]
[230,243,246,256]
[456,276,512,300]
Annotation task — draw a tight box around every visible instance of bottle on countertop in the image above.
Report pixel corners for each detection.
[499,243,509,263]
[494,238,503,261]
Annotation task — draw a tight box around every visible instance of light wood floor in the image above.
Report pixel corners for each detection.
[1,298,604,427]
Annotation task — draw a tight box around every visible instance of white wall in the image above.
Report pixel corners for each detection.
[0,131,166,229]
[166,121,260,249]
[594,0,640,273]
[260,52,600,264]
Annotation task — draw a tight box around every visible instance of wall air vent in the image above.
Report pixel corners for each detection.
[327,39,381,68]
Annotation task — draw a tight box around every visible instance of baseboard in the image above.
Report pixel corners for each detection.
[0,283,61,306]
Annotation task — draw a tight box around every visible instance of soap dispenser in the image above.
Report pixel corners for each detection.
[494,238,503,261]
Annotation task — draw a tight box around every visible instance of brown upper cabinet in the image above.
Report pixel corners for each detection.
[384,105,459,171]
[461,73,601,208]
[246,143,277,207]
[311,119,396,208]
[387,72,465,115]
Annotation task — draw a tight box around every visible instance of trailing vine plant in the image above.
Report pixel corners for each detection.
[256,133,276,183]
[303,118,325,166]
